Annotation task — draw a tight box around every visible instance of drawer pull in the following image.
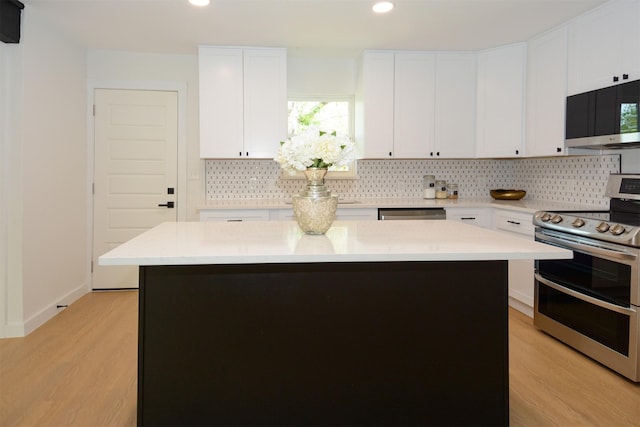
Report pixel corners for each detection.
[507,220,521,225]
[460,217,476,220]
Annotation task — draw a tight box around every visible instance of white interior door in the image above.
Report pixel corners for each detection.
[92,89,178,289]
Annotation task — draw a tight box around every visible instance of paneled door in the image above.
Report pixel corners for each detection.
[92,89,178,289]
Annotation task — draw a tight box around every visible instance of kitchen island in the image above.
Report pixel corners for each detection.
[99,220,571,426]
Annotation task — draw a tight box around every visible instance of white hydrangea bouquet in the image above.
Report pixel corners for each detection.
[275,127,356,176]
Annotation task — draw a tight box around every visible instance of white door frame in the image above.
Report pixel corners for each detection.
[86,80,188,289]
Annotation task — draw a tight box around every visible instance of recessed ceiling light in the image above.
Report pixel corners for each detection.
[189,0,210,6]
[372,1,394,14]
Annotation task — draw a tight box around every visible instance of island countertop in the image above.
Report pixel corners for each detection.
[99,219,571,266]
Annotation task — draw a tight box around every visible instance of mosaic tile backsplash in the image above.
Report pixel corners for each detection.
[206,155,621,207]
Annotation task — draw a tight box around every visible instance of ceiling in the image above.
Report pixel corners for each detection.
[24,0,608,57]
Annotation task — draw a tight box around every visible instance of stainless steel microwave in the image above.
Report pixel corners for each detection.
[565,79,640,149]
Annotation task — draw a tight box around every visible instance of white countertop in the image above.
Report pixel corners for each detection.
[199,197,601,214]
[99,220,571,266]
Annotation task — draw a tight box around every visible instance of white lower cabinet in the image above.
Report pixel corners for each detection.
[445,208,491,229]
[493,209,535,317]
[199,209,270,222]
[270,207,378,221]
[335,208,378,221]
[270,209,296,221]
[201,207,378,222]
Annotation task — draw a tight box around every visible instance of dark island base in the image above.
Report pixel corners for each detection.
[138,261,509,426]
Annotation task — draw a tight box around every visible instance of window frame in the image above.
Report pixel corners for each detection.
[283,94,358,180]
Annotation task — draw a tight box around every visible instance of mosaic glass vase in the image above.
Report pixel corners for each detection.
[292,168,338,235]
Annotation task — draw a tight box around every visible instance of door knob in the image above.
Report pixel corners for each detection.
[158,201,175,208]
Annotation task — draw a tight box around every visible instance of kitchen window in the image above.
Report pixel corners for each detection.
[286,95,357,178]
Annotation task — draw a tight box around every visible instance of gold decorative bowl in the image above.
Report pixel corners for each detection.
[490,189,526,200]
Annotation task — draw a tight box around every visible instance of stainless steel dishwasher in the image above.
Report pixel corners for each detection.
[378,208,446,220]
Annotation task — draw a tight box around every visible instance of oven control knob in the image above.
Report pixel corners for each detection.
[610,224,626,236]
[596,222,610,233]
[551,214,563,224]
[571,218,585,228]
[540,212,552,222]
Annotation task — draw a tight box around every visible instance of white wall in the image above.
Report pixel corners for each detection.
[1,6,89,337]
[287,57,356,95]
[1,42,25,337]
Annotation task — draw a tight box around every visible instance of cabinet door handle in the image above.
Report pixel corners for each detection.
[556,147,562,153]
[158,201,175,209]
[507,220,521,225]
[430,152,434,156]
[613,75,619,82]
[388,152,392,157]
[623,73,629,80]
[436,152,440,156]
[515,150,519,155]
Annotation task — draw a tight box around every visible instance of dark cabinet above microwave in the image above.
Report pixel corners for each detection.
[565,79,639,149]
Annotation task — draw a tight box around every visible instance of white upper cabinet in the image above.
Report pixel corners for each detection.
[526,26,568,157]
[199,46,287,158]
[567,0,640,95]
[357,52,396,158]
[434,53,477,158]
[394,52,436,158]
[199,47,243,158]
[359,51,434,158]
[475,43,526,158]
[243,49,288,158]
[358,51,476,159]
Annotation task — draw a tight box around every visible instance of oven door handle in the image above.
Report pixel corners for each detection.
[535,231,638,262]
[535,274,635,315]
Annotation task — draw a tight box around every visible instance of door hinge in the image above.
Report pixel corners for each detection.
[92,182,95,195]
[91,260,94,273]
[93,104,96,116]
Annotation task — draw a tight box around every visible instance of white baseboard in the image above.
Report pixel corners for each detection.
[21,283,89,337]
[2,321,25,338]
[508,296,533,318]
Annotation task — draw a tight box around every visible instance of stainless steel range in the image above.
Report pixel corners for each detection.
[533,173,640,382]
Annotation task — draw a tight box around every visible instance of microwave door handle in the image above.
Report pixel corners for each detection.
[535,231,638,262]
[535,274,635,316]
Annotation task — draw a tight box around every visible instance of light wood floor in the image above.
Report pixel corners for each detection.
[1,291,639,426]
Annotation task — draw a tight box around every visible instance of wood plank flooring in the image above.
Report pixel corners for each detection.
[1,291,638,426]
